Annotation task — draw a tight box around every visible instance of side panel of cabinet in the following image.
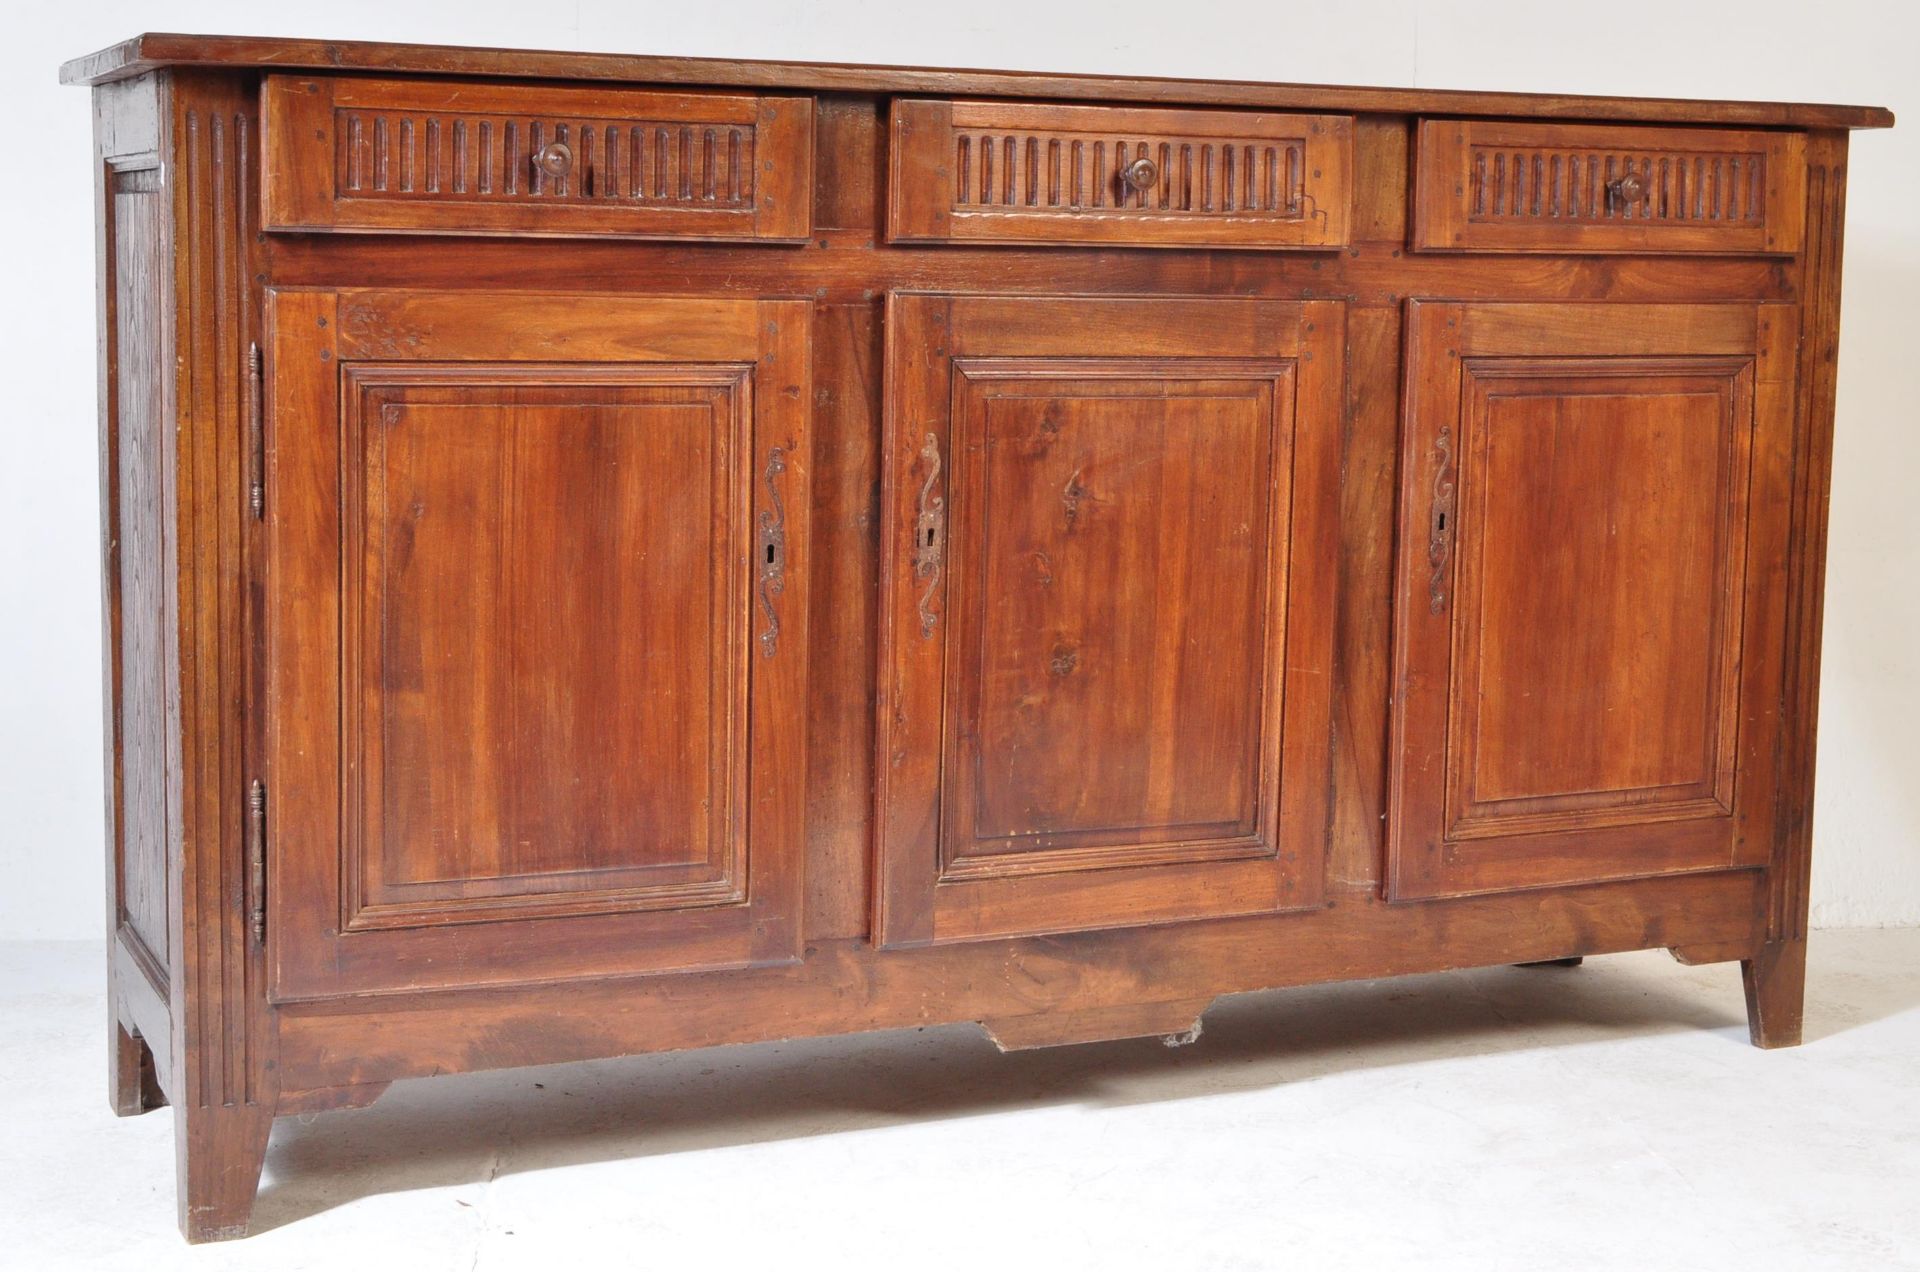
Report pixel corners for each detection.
[876,294,1342,946]
[266,290,810,999]
[1389,301,1795,899]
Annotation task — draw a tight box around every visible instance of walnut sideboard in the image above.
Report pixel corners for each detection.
[62,32,1892,1241]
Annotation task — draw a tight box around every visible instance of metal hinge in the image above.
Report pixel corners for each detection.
[246,342,264,520]
[246,779,267,944]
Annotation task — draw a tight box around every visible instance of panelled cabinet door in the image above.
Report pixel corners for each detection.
[266,289,810,999]
[1389,301,1795,899]
[875,294,1343,946]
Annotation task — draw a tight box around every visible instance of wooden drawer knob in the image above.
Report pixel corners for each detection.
[1122,156,1159,193]
[1606,171,1647,210]
[533,140,574,179]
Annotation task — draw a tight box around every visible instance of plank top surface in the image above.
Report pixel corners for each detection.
[60,32,1894,130]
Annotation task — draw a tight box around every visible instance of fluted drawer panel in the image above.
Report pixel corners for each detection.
[263,75,812,241]
[890,99,1352,249]
[1414,119,1805,254]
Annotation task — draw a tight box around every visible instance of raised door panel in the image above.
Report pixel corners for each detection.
[267,291,810,999]
[1389,302,1795,899]
[877,295,1343,946]
[106,164,173,980]
[944,366,1280,872]
[343,370,749,930]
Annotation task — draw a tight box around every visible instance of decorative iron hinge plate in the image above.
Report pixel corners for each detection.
[247,342,264,520]
[756,445,788,658]
[246,779,267,944]
[913,432,946,638]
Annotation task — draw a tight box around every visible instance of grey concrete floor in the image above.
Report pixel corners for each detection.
[3,930,1916,1270]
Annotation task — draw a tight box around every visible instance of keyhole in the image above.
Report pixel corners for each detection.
[766,543,777,565]
[924,526,938,548]
[1437,512,1447,532]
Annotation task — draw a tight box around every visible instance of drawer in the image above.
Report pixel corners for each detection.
[889,99,1352,249]
[1413,119,1805,254]
[262,75,813,240]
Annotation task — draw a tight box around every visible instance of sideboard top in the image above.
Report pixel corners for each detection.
[61,32,1893,131]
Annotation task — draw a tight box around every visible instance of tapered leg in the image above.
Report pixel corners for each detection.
[1741,938,1807,1049]
[178,1103,274,1243]
[110,1018,166,1116]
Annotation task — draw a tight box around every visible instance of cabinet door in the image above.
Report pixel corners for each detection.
[875,294,1343,946]
[266,290,809,999]
[1389,301,1794,899]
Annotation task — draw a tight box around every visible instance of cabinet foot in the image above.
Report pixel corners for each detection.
[1668,940,1753,966]
[178,1102,274,1243]
[110,1018,165,1116]
[1515,956,1583,968]
[1742,938,1807,1049]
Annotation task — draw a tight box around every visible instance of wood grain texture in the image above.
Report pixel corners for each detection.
[1388,301,1796,901]
[943,363,1281,861]
[1328,298,1403,894]
[262,232,1801,306]
[1772,132,1852,948]
[890,99,1351,249]
[59,33,1893,130]
[273,869,1769,1092]
[264,75,813,241]
[1413,120,1806,254]
[804,302,882,940]
[799,101,887,941]
[267,292,812,999]
[69,49,1875,1242]
[1450,360,1750,828]
[1746,130,1855,1046]
[111,932,175,1101]
[102,109,172,992]
[91,76,167,1122]
[110,1017,167,1115]
[341,368,753,929]
[1743,937,1807,1048]
[94,69,281,1243]
[874,294,1341,946]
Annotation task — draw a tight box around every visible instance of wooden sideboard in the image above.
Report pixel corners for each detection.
[62,33,1892,1242]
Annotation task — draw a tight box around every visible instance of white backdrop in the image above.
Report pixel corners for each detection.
[4,0,1914,938]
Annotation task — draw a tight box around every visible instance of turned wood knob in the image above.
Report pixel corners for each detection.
[1122,156,1159,193]
[1607,171,1647,209]
[533,141,574,179]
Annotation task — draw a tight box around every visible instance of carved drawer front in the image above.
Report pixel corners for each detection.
[263,75,813,240]
[889,99,1352,249]
[1413,119,1805,254]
